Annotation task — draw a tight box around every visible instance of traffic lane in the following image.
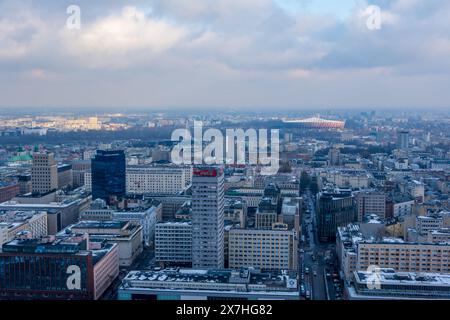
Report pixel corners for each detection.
[311,262,327,300]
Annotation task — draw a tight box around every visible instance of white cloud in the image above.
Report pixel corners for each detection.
[0,14,48,59]
[61,6,187,68]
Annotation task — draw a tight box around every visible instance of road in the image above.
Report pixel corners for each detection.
[298,190,330,300]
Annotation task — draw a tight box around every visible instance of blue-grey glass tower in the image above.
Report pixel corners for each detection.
[91,150,126,202]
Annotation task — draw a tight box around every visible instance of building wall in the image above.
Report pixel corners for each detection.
[58,167,73,190]
[126,166,190,195]
[356,242,450,273]
[191,168,225,269]
[0,184,20,203]
[31,153,58,195]
[355,191,386,222]
[228,228,297,271]
[93,244,119,300]
[318,193,356,243]
[155,222,192,266]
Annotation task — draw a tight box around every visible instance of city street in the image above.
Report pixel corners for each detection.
[299,190,331,300]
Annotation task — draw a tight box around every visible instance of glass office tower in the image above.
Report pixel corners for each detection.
[91,150,126,202]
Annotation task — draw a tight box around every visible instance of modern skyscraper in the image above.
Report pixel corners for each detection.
[397,130,410,150]
[191,166,225,269]
[317,189,356,242]
[31,153,58,195]
[91,150,126,202]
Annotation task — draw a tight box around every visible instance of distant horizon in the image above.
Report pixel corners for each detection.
[1,105,449,114]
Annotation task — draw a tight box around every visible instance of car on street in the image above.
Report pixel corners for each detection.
[305,291,311,300]
[313,271,317,277]
[300,285,306,296]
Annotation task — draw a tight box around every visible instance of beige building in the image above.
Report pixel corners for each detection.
[0,211,48,247]
[355,190,386,221]
[228,227,298,271]
[337,224,450,280]
[31,153,58,194]
[356,241,450,274]
[69,220,143,267]
[255,211,278,229]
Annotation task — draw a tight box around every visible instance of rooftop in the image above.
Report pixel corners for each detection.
[121,268,298,292]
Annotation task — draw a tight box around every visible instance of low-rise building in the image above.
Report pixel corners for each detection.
[0,210,48,248]
[0,234,119,300]
[66,220,143,267]
[118,268,299,300]
[348,269,450,300]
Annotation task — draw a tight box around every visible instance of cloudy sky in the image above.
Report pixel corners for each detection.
[0,0,449,110]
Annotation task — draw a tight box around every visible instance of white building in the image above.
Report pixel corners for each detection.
[348,269,450,300]
[84,166,192,195]
[127,166,192,195]
[228,227,298,271]
[155,220,192,266]
[0,210,48,248]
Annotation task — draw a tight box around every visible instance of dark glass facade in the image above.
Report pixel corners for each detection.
[0,253,94,300]
[91,150,126,202]
[317,191,356,243]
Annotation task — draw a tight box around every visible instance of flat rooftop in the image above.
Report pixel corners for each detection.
[121,268,297,292]
[72,220,128,230]
[355,269,450,286]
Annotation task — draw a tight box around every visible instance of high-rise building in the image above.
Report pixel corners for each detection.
[31,153,58,195]
[317,189,356,242]
[397,130,410,150]
[91,150,126,202]
[191,166,225,269]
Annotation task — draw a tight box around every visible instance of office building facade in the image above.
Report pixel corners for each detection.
[191,167,225,269]
[91,150,126,202]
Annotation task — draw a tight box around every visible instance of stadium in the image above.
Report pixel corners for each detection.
[282,117,346,129]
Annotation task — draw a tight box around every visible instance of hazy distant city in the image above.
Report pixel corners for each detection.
[1,0,450,305]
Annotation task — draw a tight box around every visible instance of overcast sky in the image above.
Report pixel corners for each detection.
[0,0,450,110]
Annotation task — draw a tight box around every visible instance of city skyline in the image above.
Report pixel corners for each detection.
[0,0,450,306]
